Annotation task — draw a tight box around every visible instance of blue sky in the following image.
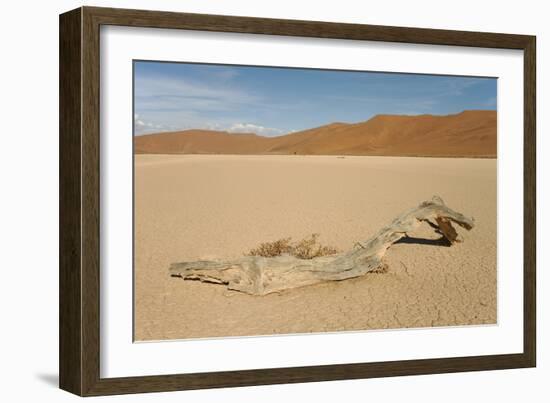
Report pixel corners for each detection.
[134,61,497,136]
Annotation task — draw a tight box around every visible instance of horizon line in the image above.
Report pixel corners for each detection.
[134,109,496,138]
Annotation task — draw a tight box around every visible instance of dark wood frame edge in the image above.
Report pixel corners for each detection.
[59,6,536,397]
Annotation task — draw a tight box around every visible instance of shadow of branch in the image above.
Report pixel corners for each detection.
[395,235,451,247]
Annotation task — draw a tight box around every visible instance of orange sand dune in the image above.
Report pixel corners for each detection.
[135,110,496,157]
[134,130,267,154]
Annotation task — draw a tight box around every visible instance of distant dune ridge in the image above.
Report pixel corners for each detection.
[134,110,496,157]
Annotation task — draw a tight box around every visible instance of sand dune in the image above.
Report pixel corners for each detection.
[134,130,267,155]
[134,110,496,157]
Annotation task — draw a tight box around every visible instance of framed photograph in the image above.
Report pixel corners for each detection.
[59,6,536,396]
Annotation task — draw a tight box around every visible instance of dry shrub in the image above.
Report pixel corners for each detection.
[247,237,292,258]
[247,234,338,259]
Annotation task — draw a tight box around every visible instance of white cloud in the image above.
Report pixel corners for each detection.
[227,123,285,136]
[134,74,261,114]
[134,115,178,135]
[133,114,287,136]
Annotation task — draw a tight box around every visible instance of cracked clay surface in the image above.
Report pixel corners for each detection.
[134,155,496,341]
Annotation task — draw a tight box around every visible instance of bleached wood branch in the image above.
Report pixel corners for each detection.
[169,196,474,296]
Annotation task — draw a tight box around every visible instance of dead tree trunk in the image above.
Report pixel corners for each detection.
[170,196,474,296]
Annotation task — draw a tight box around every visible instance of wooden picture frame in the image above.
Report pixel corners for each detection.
[59,6,536,396]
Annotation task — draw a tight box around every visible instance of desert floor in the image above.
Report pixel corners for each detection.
[134,154,496,341]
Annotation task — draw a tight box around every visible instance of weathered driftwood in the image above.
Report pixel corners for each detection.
[170,196,474,296]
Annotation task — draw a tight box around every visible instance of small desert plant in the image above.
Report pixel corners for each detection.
[247,234,339,259]
[247,237,293,258]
